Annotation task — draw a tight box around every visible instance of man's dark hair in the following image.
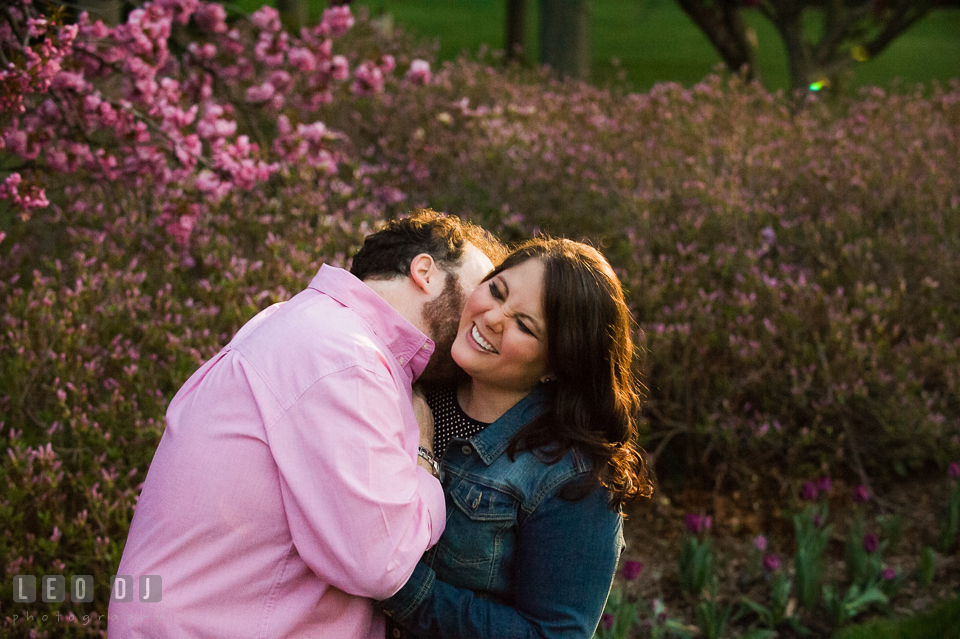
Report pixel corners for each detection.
[349,209,505,280]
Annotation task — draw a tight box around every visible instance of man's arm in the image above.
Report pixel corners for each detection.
[266,364,445,600]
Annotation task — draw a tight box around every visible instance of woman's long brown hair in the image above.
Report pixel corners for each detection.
[494,238,654,510]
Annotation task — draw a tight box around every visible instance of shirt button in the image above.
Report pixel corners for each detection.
[398,356,405,365]
[461,445,472,455]
[421,342,430,350]
[392,629,402,638]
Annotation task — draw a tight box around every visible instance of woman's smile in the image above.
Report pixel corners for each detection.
[470,324,498,353]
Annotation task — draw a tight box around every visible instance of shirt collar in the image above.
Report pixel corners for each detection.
[469,385,551,465]
[308,265,435,382]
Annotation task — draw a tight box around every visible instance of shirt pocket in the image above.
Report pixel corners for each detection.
[432,480,518,593]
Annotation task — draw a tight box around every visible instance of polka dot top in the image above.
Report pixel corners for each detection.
[428,386,489,460]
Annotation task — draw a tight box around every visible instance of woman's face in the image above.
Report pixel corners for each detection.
[451,258,550,396]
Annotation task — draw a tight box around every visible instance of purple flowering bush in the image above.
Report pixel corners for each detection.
[2,1,960,636]
[314,56,960,481]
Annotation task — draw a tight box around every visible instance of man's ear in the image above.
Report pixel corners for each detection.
[408,253,445,296]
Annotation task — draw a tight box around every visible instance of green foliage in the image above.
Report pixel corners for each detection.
[593,588,638,639]
[918,547,937,588]
[738,569,808,635]
[823,583,889,628]
[678,534,714,598]
[831,596,960,639]
[694,578,731,639]
[938,477,960,553]
[877,513,906,553]
[794,504,832,610]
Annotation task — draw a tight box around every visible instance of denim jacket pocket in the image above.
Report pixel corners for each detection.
[431,479,518,592]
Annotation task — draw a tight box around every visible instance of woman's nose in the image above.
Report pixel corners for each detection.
[482,305,506,332]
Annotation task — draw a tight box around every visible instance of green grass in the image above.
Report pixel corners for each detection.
[234,0,960,92]
[832,596,960,639]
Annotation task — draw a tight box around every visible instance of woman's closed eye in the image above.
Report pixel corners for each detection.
[490,279,536,337]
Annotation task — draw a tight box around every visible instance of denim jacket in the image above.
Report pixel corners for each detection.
[379,386,625,638]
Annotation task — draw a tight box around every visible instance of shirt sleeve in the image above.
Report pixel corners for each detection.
[266,364,445,601]
[379,481,623,639]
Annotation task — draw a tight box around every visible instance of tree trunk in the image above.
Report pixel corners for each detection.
[771,11,812,92]
[539,0,591,80]
[675,0,754,80]
[505,0,528,62]
[277,0,309,32]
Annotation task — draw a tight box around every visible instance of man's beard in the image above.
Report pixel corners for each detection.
[417,272,469,389]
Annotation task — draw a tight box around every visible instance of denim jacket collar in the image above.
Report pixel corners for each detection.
[469,385,551,466]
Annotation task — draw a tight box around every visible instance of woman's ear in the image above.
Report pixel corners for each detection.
[408,253,445,296]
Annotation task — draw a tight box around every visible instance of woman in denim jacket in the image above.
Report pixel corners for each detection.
[380,238,654,638]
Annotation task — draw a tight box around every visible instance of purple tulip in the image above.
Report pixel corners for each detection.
[800,481,818,501]
[763,554,781,572]
[753,534,768,551]
[863,533,880,553]
[684,513,711,534]
[813,513,824,527]
[853,484,870,504]
[949,462,960,480]
[816,476,833,494]
[882,567,897,581]
[601,613,614,630]
[622,560,643,581]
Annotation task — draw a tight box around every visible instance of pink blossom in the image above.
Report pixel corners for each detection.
[351,61,383,95]
[251,6,281,32]
[268,70,293,93]
[247,82,276,103]
[753,535,767,551]
[288,47,317,72]
[800,481,818,501]
[194,2,227,33]
[406,59,432,86]
[50,71,87,92]
[195,170,221,193]
[323,6,355,37]
[157,0,199,24]
[330,55,349,81]
[380,55,396,74]
[297,121,327,143]
[863,533,880,553]
[949,462,960,479]
[882,567,897,580]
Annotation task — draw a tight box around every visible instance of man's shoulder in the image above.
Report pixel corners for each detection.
[230,288,398,399]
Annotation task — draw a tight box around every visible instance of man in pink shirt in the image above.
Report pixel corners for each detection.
[108,211,502,638]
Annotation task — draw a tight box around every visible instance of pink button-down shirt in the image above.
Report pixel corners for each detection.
[109,265,445,638]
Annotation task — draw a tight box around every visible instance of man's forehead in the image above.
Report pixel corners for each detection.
[456,243,494,292]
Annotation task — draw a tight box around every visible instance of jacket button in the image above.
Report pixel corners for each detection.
[461,445,472,455]
[392,629,402,638]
